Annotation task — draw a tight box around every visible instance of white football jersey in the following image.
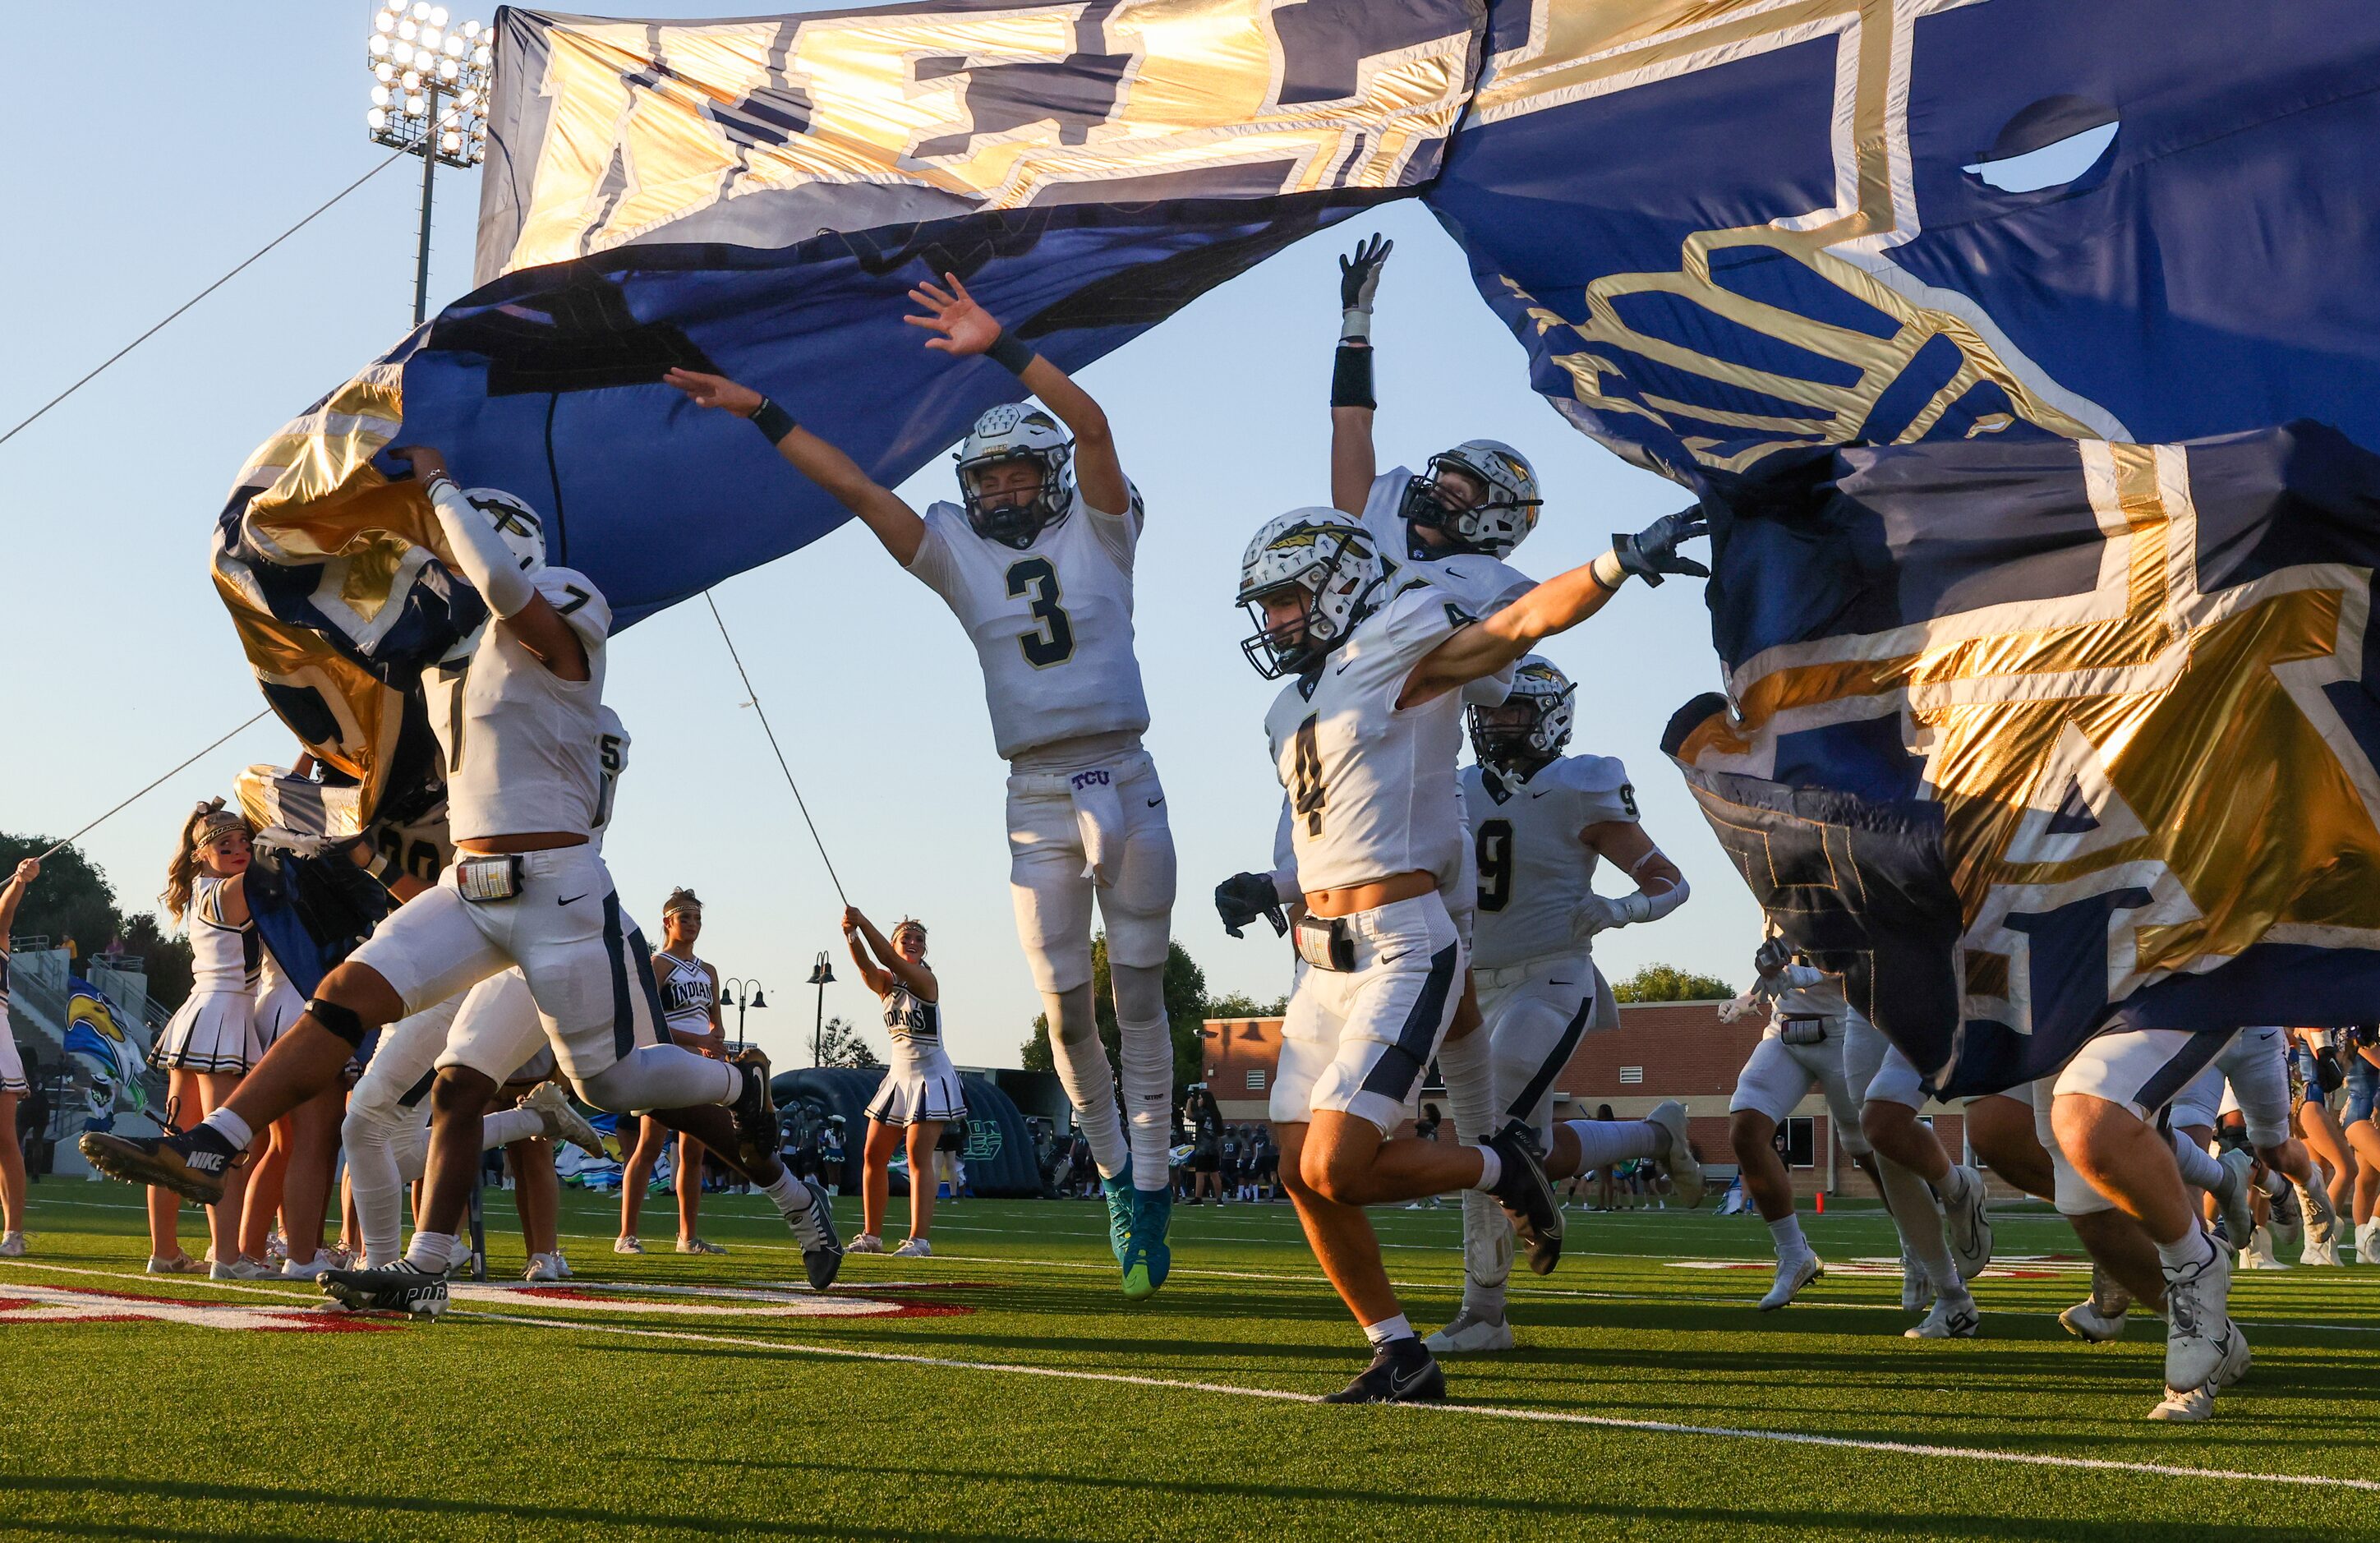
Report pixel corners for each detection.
[1462,753,1641,970]
[907,484,1149,761]
[590,705,629,847]
[1761,963,1852,1039]
[1361,468,1537,618]
[431,567,611,843]
[1264,578,1475,894]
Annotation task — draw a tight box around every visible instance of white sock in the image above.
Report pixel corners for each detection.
[481,1108,542,1149]
[404,1232,453,1273]
[201,1108,254,1152]
[2171,1133,2225,1191]
[1047,997,1128,1180]
[1115,1012,1174,1191]
[581,1046,740,1112]
[1874,1151,1960,1293]
[1363,1313,1414,1346]
[1468,1143,1503,1193]
[1768,1213,1808,1256]
[343,1109,412,1269]
[1435,1027,1498,1146]
[2155,1227,2214,1272]
[1564,1118,1663,1172]
[761,1168,813,1215]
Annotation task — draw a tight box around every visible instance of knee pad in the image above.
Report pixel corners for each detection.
[307,996,368,1048]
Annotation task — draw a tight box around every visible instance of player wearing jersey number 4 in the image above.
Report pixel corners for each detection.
[1231,503,1706,1403]
[1425,656,1701,1355]
[83,449,840,1315]
[666,274,1178,1301]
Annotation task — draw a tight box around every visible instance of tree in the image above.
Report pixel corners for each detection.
[1204,990,1287,1020]
[0,834,194,1009]
[1612,963,1734,1003]
[813,1015,882,1069]
[1020,935,1209,1094]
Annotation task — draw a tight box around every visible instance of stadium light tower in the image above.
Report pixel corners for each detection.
[365,0,494,326]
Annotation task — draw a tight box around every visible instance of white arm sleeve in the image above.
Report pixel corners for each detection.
[428,477,536,618]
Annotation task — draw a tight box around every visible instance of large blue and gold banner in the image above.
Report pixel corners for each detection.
[1670,423,2380,1093]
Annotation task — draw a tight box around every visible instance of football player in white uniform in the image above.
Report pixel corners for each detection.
[1719,940,1878,1312]
[85,451,840,1315]
[1842,1015,1991,1338]
[1231,502,1707,1403]
[1424,657,1701,1354]
[666,274,1179,1299]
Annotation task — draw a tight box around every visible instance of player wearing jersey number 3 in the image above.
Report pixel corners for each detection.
[1231,502,1707,1403]
[666,274,1179,1300]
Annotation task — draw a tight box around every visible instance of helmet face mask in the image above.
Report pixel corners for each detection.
[1466,655,1575,776]
[1399,441,1542,559]
[956,405,1073,550]
[1236,509,1382,679]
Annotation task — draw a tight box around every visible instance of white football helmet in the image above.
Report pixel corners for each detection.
[1236,508,1383,679]
[955,403,1074,549]
[463,487,546,577]
[1399,439,1542,558]
[1467,653,1575,775]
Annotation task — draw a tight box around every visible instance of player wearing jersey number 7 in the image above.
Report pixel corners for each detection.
[666,273,1181,1301]
[1231,503,1706,1404]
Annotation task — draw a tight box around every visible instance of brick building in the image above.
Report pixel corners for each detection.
[1201,999,1991,1203]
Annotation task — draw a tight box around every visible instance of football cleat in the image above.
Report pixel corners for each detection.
[79,1126,239,1204]
[1322,1338,1446,1405]
[2161,1237,2240,1396]
[1904,1292,1980,1339]
[522,1081,610,1158]
[891,1237,933,1259]
[1939,1164,1993,1282]
[0,1232,25,1258]
[726,1049,781,1177]
[1758,1251,1823,1310]
[1116,1178,1172,1302]
[846,1233,886,1255]
[1423,1308,1516,1354]
[1486,1122,1564,1275]
[782,1177,844,1290]
[1646,1099,1705,1208]
[2209,1148,2256,1260]
[1899,1254,1934,1315]
[676,1237,727,1255]
[613,1235,644,1255]
[524,1252,565,1283]
[2295,1178,2341,1260]
[319,1262,449,1320]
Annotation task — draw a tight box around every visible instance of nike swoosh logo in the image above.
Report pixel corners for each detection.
[1389,1364,1432,1396]
[558,894,587,906]
[1147,797,1164,808]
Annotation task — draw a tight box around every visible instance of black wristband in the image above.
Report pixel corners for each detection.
[1330,342,1375,409]
[986,327,1036,376]
[748,397,797,444]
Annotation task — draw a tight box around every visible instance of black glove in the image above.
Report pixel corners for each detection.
[1338,233,1393,343]
[1612,506,1713,587]
[1215,872,1287,939]
[2316,1045,2345,1094]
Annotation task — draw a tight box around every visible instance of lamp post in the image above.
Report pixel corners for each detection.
[366,1,494,326]
[720,979,767,1055]
[807,951,836,1066]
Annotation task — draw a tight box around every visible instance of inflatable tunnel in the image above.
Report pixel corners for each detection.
[771,1066,1043,1198]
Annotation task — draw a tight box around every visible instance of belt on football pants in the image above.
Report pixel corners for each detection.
[1471,951,1590,991]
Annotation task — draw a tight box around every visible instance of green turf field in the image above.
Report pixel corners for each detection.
[2,1182,2375,1541]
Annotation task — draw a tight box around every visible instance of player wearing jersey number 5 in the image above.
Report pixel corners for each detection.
[666,274,1180,1301]
[1231,503,1706,1405]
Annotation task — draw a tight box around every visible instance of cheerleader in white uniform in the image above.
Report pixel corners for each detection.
[845,909,964,1258]
[617,888,730,1255]
[0,858,39,1256]
[152,800,264,1278]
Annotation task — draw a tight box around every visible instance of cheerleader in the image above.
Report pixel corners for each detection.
[152,800,261,1278]
[0,858,39,1256]
[844,908,964,1257]
[617,889,730,1255]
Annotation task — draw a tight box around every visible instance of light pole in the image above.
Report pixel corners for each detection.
[720,978,767,1055]
[808,951,836,1066]
[366,1,494,326]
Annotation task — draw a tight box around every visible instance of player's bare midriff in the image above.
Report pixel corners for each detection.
[456,831,589,855]
[1303,868,1433,918]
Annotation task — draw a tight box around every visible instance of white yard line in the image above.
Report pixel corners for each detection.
[458,1308,2380,1494]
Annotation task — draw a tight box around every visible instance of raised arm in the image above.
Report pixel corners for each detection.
[841,912,892,997]
[663,368,927,565]
[905,274,1129,518]
[1399,508,1711,707]
[394,446,588,680]
[1329,234,1390,515]
[845,906,938,1001]
[0,858,38,937]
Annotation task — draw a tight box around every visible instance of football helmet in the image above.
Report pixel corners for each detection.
[1235,508,1383,679]
[1466,654,1575,775]
[955,403,1073,549]
[1397,440,1541,558]
[463,487,546,577]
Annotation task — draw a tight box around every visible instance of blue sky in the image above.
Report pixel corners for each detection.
[0,2,1763,1069]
